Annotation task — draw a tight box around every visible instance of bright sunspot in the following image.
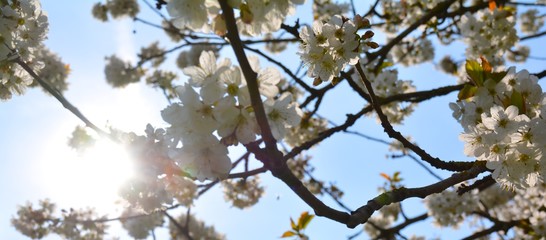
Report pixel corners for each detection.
[40,138,135,215]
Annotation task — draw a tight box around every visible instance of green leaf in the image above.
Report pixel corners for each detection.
[489,71,508,83]
[458,84,478,101]
[290,218,298,231]
[375,61,393,74]
[511,91,524,113]
[503,6,517,15]
[392,172,402,182]
[297,211,315,230]
[281,231,297,238]
[465,60,484,87]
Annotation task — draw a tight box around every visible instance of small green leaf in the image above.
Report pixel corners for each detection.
[465,60,484,86]
[239,3,253,24]
[281,231,297,238]
[503,6,517,15]
[290,217,298,231]
[490,71,508,83]
[375,61,393,74]
[297,211,315,230]
[511,91,524,113]
[458,84,478,100]
[392,172,402,182]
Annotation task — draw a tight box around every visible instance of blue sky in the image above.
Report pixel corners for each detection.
[2,0,545,239]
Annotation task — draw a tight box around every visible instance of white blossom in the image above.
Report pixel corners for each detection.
[264,93,303,140]
[299,15,361,83]
[104,55,141,87]
[106,0,139,19]
[222,176,264,209]
[452,63,546,189]
[458,10,517,64]
[0,0,48,100]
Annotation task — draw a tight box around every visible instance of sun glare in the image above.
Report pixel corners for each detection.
[41,139,135,214]
[80,140,135,192]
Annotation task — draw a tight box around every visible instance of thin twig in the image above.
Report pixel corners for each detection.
[12,56,109,137]
[164,211,194,240]
[355,61,473,172]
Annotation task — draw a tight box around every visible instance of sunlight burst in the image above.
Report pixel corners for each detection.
[42,139,135,214]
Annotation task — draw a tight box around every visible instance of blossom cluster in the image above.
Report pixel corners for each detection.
[67,125,96,152]
[380,0,454,34]
[509,184,546,237]
[11,199,108,240]
[116,125,197,212]
[363,202,401,237]
[139,42,166,68]
[424,188,478,228]
[166,0,304,36]
[391,37,434,66]
[425,183,546,235]
[169,213,226,240]
[146,69,178,99]
[104,55,142,88]
[458,9,517,64]
[312,0,350,22]
[285,113,329,147]
[161,51,302,181]
[352,61,417,124]
[507,45,530,63]
[30,47,70,93]
[519,9,544,35]
[222,176,264,209]
[91,0,140,21]
[120,208,164,239]
[287,155,329,195]
[299,15,365,83]
[424,184,516,229]
[451,59,546,189]
[1,0,48,100]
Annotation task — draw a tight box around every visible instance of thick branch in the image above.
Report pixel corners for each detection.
[219,0,279,153]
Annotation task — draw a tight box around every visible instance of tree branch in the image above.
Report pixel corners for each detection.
[164,211,194,240]
[355,62,473,171]
[13,56,109,137]
[219,0,279,154]
[346,162,487,228]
